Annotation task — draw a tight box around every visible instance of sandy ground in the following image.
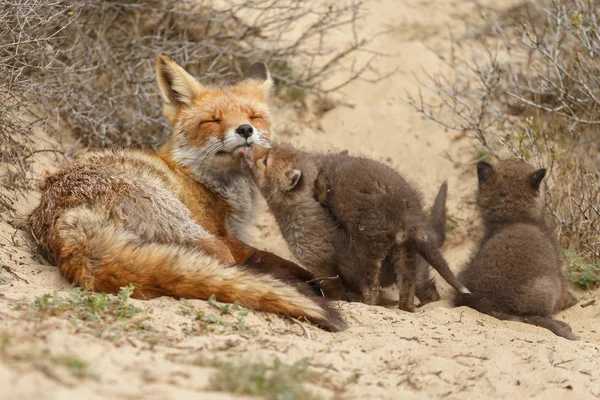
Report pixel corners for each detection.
[2,0,600,399]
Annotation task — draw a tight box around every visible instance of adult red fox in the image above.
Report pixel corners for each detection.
[28,55,346,331]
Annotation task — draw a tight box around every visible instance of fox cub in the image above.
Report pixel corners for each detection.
[242,143,469,311]
[28,56,346,331]
[455,160,579,340]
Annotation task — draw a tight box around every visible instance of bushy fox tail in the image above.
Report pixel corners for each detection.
[51,207,347,332]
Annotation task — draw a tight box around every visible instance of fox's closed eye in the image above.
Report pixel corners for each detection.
[251,115,263,120]
[263,154,268,166]
[200,119,221,125]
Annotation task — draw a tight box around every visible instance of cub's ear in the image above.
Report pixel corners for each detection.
[156,54,204,122]
[244,62,273,94]
[284,169,302,192]
[530,168,547,191]
[477,161,495,184]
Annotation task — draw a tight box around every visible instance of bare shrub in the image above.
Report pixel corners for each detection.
[1,0,377,214]
[34,0,375,149]
[408,0,600,273]
[0,0,73,212]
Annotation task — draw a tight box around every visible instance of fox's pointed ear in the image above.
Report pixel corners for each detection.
[244,62,273,94]
[477,161,494,184]
[530,168,546,191]
[284,169,302,192]
[156,54,204,121]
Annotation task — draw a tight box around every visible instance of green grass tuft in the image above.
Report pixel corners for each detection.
[210,358,321,400]
[14,283,141,321]
[564,249,600,290]
[0,331,96,379]
[12,284,147,341]
[179,295,255,336]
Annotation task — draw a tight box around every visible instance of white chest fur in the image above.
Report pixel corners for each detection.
[196,168,257,243]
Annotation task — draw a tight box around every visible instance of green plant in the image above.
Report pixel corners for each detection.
[181,295,255,336]
[12,284,146,341]
[210,358,321,400]
[0,331,96,379]
[564,250,600,290]
[14,284,141,321]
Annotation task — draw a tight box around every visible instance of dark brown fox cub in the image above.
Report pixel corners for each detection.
[455,160,579,340]
[242,144,469,311]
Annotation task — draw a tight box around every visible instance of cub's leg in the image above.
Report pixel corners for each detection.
[359,257,383,305]
[393,243,418,312]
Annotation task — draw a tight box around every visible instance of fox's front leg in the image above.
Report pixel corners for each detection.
[219,236,314,282]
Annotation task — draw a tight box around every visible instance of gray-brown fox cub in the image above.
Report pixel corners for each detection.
[455,160,579,340]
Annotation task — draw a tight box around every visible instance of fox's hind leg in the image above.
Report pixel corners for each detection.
[219,236,315,283]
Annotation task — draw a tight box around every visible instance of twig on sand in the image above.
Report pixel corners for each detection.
[289,317,312,340]
[1,264,29,284]
[0,194,16,212]
[581,299,596,308]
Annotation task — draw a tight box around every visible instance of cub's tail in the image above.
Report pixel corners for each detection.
[411,234,470,295]
[487,311,581,341]
[415,181,448,304]
[430,180,448,246]
[46,207,347,332]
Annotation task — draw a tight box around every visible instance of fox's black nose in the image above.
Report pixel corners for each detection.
[236,124,254,139]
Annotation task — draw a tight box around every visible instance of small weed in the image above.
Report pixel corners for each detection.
[182,295,255,336]
[210,358,321,400]
[12,284,146,341]
[472,150,491,163]
[0,267,8,284]
[177,298,194,316]
[565,249,600,290]
[14,284,141,321]
[446,215,459,232]
[269,59,308,102]
[52,354,95,379]
[346,372,361,384]
[0,331,96,380]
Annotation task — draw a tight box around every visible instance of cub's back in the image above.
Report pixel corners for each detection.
[317,154,423,236]
[458,223,562,311]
